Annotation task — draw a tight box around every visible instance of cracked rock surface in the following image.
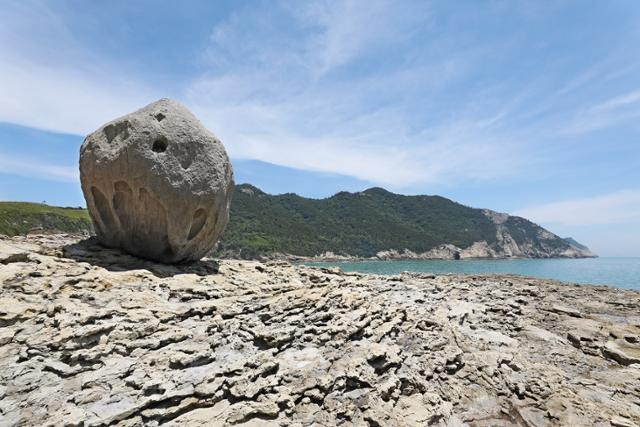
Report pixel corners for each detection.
[1,234,639,426]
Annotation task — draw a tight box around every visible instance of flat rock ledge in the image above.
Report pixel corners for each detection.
[1,235,639,427]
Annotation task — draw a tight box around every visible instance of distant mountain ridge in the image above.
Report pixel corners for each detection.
[0,185,596,260]
[217,184,596,259]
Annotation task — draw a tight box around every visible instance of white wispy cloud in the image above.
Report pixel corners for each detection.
[295,0,431,73]
[184,0,527,187]
[0,0,637,191]
[1,0,522,190]
[590,89,640,112]
[0,153,78,182]
[0,1,159,135]
[0,57,158,135]
[559,87,640,136]
[186,78,524,187]
[514,190,640,226]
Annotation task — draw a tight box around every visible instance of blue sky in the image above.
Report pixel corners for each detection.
[0,1,639,256]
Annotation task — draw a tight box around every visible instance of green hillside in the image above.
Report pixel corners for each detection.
[216,184,572,257]
[218,185,497,257]
[0,202,92,236]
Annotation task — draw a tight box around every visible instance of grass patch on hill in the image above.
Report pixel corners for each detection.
[0,202,92,236]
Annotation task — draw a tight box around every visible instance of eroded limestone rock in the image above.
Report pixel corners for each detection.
[1,234,639,426]
[80,98,233,263]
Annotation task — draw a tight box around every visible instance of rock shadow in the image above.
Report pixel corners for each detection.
[62,237,220,278]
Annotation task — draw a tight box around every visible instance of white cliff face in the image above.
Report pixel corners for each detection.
[369,210,596,261]
[424,244,463,259]
[376,245,461,260]
[481,209,509,224]
[459,241,496,259]
[469,209,596,259]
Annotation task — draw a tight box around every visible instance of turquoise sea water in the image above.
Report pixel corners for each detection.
[303,257,640,290]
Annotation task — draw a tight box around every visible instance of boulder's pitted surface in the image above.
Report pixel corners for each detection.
[80,98,233,263]
[1,234,639,426]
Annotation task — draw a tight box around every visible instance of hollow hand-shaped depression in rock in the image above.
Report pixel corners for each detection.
[80,98,234,263]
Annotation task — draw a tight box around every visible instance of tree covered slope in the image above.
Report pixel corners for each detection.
[217,185,595,258]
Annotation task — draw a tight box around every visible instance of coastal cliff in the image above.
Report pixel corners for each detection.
[372,210,595,261]
[0,234,636,426]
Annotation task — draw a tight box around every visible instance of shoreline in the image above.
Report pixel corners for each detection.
[286,254,598,262]
[296,256,638,291]
[269,252,598,262]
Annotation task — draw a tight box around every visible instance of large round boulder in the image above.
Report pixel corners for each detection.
[80,98,234,263]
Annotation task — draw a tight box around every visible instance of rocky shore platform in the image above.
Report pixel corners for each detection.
[1,235,639,426]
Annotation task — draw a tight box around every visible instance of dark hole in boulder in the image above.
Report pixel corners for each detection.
[152,139,168,153]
